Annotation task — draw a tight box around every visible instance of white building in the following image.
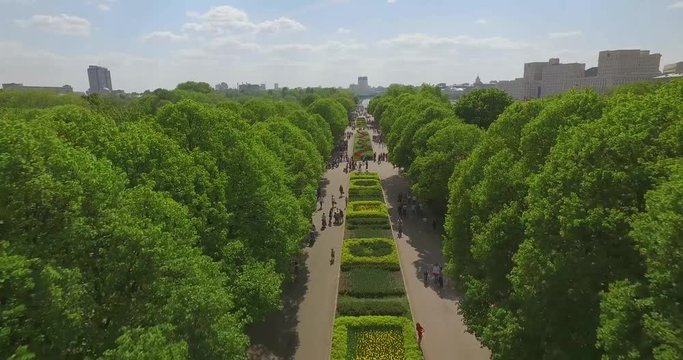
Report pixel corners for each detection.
[662,62,683,75]
[492,49,663,99]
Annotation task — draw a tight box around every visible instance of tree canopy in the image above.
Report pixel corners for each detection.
[452,88,514,129]
[0,85,353,359]
[369,79,683,359]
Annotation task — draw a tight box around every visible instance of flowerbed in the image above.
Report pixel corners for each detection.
[332,172,421,359]
[356,117,367,129]
[348,187,384,201]
[345,227,392,239]
[338,268,405,297]
[347,201,387,217]
[353,130,373,161]
[331,316,421,360]
[341,238,399,271]
[349,177,383,201]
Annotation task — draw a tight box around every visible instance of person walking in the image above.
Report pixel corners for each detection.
[432,264,440,285]
[432,218,437,231]
[339,185,344,197]
[422,264,429,285]
[416,323,425,344]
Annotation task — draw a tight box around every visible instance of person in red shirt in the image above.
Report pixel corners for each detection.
[416,322,425,344]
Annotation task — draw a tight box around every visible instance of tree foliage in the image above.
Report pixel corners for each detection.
[370,79,683,359]
[0,86,353,358]
[452,88,514,129]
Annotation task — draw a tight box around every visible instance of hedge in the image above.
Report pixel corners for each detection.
[350,172,380,181]
[331,316,422,360]
[336,296,410,316]
[350,179,381,188]
[346,217,391,229]
[342,238,399,271]
[345,227,393,239]
[339,268,405,297]
[347,201,388,218]
[348,187,384,201]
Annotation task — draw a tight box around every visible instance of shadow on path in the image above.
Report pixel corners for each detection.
[247,254,310,359]
[381,167,463,302]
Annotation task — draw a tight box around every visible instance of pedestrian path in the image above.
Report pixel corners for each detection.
[249,129,352,360]
[368,128,491,360]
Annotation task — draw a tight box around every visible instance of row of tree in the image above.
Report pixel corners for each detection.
[369,81,683,359]
[0,84,354,358]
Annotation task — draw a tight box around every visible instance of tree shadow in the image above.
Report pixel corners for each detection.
[247,252,310,359]
[380,173,464,302]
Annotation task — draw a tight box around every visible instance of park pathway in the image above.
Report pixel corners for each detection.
[368,124,491,360]
[249,130,352,360]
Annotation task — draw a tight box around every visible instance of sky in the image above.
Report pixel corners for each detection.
[1,0,682,92]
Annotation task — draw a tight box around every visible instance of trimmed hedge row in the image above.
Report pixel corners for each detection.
[347,201,388,218]
[346,227,392,239]
[346,217,391,229]
[337,296,410,316]
[341,238,400,271]
[348,187,384,201]
[350,172,380,181]
[331,316,421,360]
[350,179,381,188]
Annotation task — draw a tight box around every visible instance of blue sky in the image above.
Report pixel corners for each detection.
[1,0,682,92]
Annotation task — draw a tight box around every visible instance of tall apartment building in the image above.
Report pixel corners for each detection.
[87,65,112,94]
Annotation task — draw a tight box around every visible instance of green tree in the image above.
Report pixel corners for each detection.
[307,98,348,140]
[453,88,513,129]
[175,81,213,93]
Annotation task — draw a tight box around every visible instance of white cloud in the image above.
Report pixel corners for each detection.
[668,1,683,8]
[183,5,305,34]
[475,18,487,24]
[547,31,583,39]
[86,0,116,12]
[256,17,306,33]
[140,31,189,43]
[337,27,351,34]
[15,14,92,36]
[378,33,530,50]
[387,0,397,3]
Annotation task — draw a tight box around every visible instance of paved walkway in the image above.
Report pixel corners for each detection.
[251,122,490,359]
[249,131,351,360]
[369,127,491,360]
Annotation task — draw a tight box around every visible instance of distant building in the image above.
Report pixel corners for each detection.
[87,65,112,94]
[489,49,663,100]
[663,61,683,75]
[2,83,73,94]
[215,82,229,91]
[274,83,279,90]
[238,83,264,92]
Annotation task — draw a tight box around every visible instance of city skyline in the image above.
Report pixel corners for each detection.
[1,0,683,92]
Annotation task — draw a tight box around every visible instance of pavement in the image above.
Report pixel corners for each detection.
[250,122,490,360]
[249,130,351,360]
[368,127,491,360]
